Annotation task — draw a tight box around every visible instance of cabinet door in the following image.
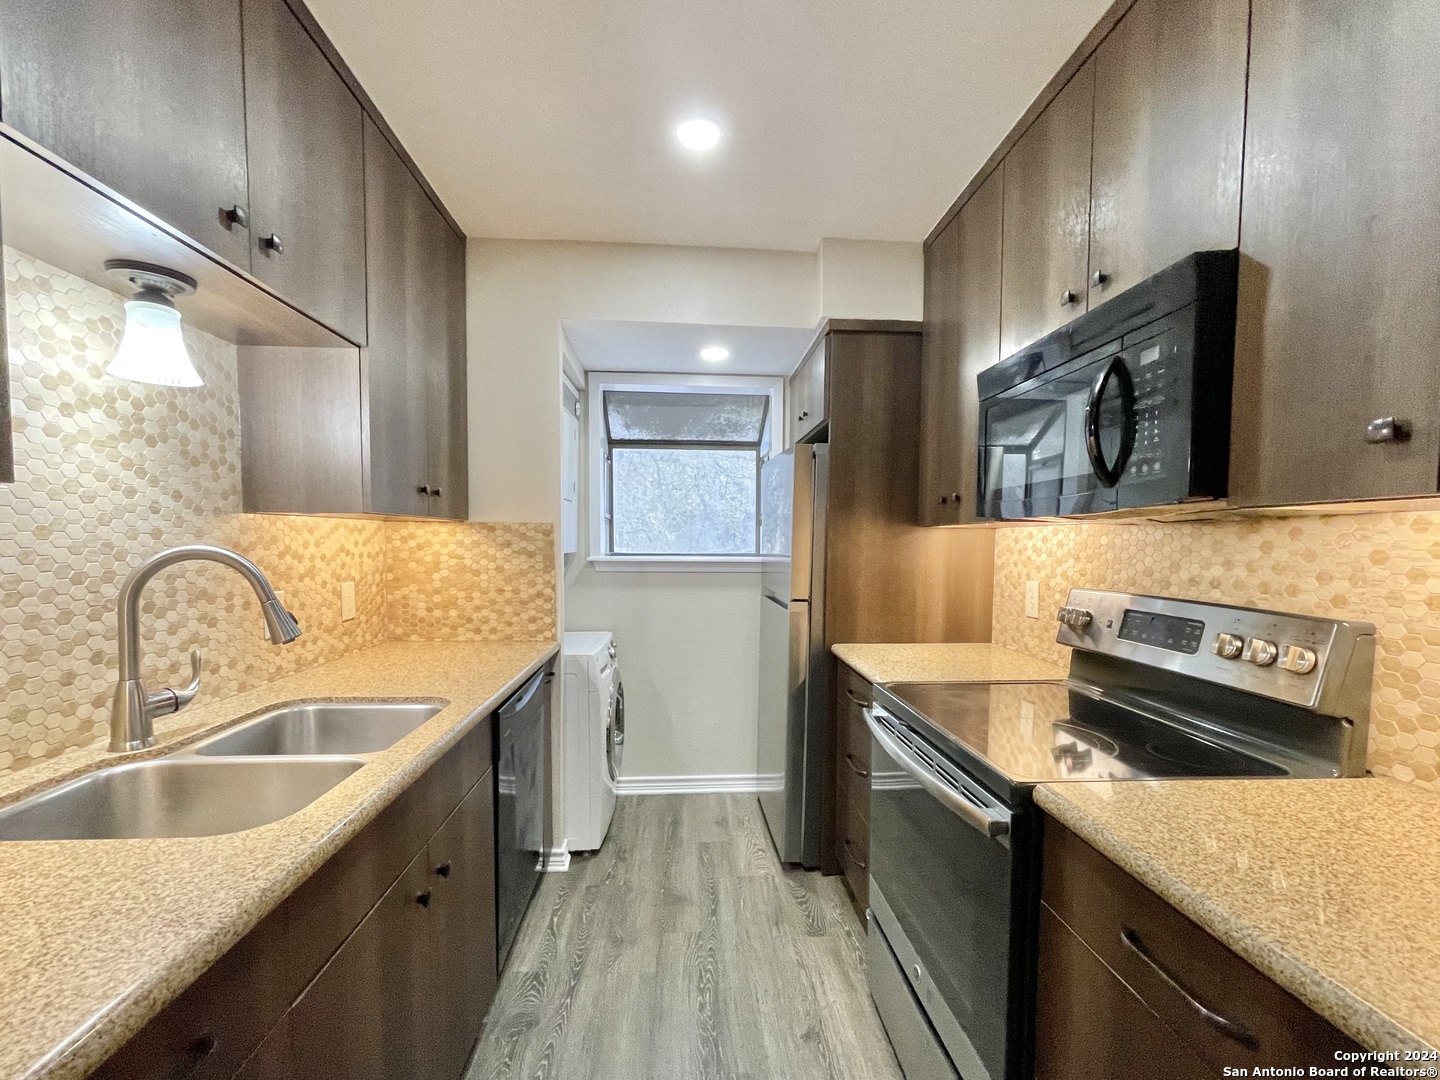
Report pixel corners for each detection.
[1000,60,1095,359]
[428,772,499,1080]
[0,0,251,266]
[1087,0,1247,305]
[362,116,432,516]
[426,211,469,520]
[288,851,434,1080]
[790,338,827,442]
[919,166,1003,525]
[1230,0,1440,505]
[242,0,367,344]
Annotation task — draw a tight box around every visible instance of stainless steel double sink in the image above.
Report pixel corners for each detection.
[0,702,443,842]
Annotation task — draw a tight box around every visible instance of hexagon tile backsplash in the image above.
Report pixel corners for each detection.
[0,248,554,773]
[994,515,1440,789]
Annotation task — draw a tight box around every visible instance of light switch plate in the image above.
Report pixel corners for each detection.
[340,581,357,622]
[1025,581,1040,619]
[1020,700,1035,739]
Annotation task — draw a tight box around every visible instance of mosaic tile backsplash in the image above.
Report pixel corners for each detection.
[0,249,553,773]
[993,514,1440,789]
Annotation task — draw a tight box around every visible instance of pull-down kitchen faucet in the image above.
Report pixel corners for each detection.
[109,544,302,752]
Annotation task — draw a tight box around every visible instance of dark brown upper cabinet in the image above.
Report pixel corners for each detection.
[0,0,252,268]
[999,59,1095,360]
[1229,0,1440,507]
[426,213,469,522]
[919,165,1003,525]
[1086,0,1248,305]
[241,0,367,345]
[363,116,468,519]
[790,336,828,443]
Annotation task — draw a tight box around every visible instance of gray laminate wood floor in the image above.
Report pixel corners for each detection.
[467,794,903,1080]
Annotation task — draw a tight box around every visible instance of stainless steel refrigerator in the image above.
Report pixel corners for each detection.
[757,443,829,867]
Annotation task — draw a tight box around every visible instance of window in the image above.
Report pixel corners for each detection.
[588,375,783,569]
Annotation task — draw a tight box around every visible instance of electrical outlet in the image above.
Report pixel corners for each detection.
[265,590,287,641]
[1025,580,1040,619]
[340,581,357,622]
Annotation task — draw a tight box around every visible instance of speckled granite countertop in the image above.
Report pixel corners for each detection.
[831,642,1065,685]
[0,639,557,1080]
[1035,777,1440,1053]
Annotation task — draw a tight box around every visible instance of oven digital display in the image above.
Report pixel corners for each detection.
[1117,610,1205,654]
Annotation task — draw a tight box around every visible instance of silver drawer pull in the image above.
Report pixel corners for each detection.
[844,753,869,779]
[1120,927,1258,1048]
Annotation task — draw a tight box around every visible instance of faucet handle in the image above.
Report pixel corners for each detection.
[171,650,203,710]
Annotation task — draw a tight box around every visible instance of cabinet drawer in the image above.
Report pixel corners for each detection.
[1036,905,1209,1079]
[1042,818,1360,1068]
[90,904,291,1080]
[838,797,870,908]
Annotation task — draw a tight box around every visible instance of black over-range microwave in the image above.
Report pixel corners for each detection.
[977,249,1238,520]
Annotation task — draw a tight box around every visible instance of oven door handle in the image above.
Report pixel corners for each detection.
[865,706,1011,845]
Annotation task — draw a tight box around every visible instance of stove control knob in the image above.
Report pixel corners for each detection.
[1056,606,1093,630]
[1211,633,1245,659]
[1241,637,1279,666]
[1278,644,1318,675]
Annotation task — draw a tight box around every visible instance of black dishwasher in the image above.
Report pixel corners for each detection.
[495,663,551,970]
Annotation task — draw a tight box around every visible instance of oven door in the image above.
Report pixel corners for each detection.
[866,705,1017,1080]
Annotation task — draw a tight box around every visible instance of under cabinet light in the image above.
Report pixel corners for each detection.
[104,260,203,388]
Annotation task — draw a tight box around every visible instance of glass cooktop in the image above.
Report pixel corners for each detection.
[882,681,1286,785]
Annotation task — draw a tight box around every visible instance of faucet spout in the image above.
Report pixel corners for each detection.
[110,544,302,752]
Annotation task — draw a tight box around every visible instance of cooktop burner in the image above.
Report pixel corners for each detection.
[878,680,1287,786]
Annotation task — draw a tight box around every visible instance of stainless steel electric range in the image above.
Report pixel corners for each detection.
[863,589,1376,1080]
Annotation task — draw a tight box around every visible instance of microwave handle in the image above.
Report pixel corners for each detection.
[865,706,1011,846]
[1084,354,1137,488]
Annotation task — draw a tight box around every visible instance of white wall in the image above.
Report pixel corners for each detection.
[817,238,924,321]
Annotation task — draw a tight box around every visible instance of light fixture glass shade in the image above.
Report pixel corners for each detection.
[107,299,203,387]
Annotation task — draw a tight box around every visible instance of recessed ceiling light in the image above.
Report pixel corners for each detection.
[676,118,723,151]
[700,345,730,362]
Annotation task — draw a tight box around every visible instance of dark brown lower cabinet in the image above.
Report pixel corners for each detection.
[1037,816,1360,1077]
[832,662,872,916]
[92,715,500,1080]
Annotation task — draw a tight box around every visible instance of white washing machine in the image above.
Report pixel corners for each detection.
[562,631,624,852]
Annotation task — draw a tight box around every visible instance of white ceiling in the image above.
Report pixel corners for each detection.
[563,320,815,376]
[305,0,1113,251]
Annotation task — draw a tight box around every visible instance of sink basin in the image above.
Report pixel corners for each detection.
[193,701,443,757]
[0,758,364,841]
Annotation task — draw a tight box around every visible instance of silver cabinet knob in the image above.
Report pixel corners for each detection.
[260,233,284,255]
[798,411,809,421]
[1059,289,1077,306]
[417,484,432,495]
[912,963,923,984]
[1091,270,1109,288]
[1365,417,1412,443]
[1212,632,1244,659]
[1056,606,1093,630]
[1278,644,1318,674]
[222,204,249,229]
[1241,638,1278,666]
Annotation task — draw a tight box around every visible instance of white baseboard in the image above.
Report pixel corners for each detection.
[616,773,762,795]
[540,844,571,872]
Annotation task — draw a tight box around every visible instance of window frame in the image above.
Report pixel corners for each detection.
[587,372,785,572]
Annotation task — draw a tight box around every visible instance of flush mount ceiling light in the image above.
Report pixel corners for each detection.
[676,117,723,151]
[104,260,203,388]
[699,345,730,362]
